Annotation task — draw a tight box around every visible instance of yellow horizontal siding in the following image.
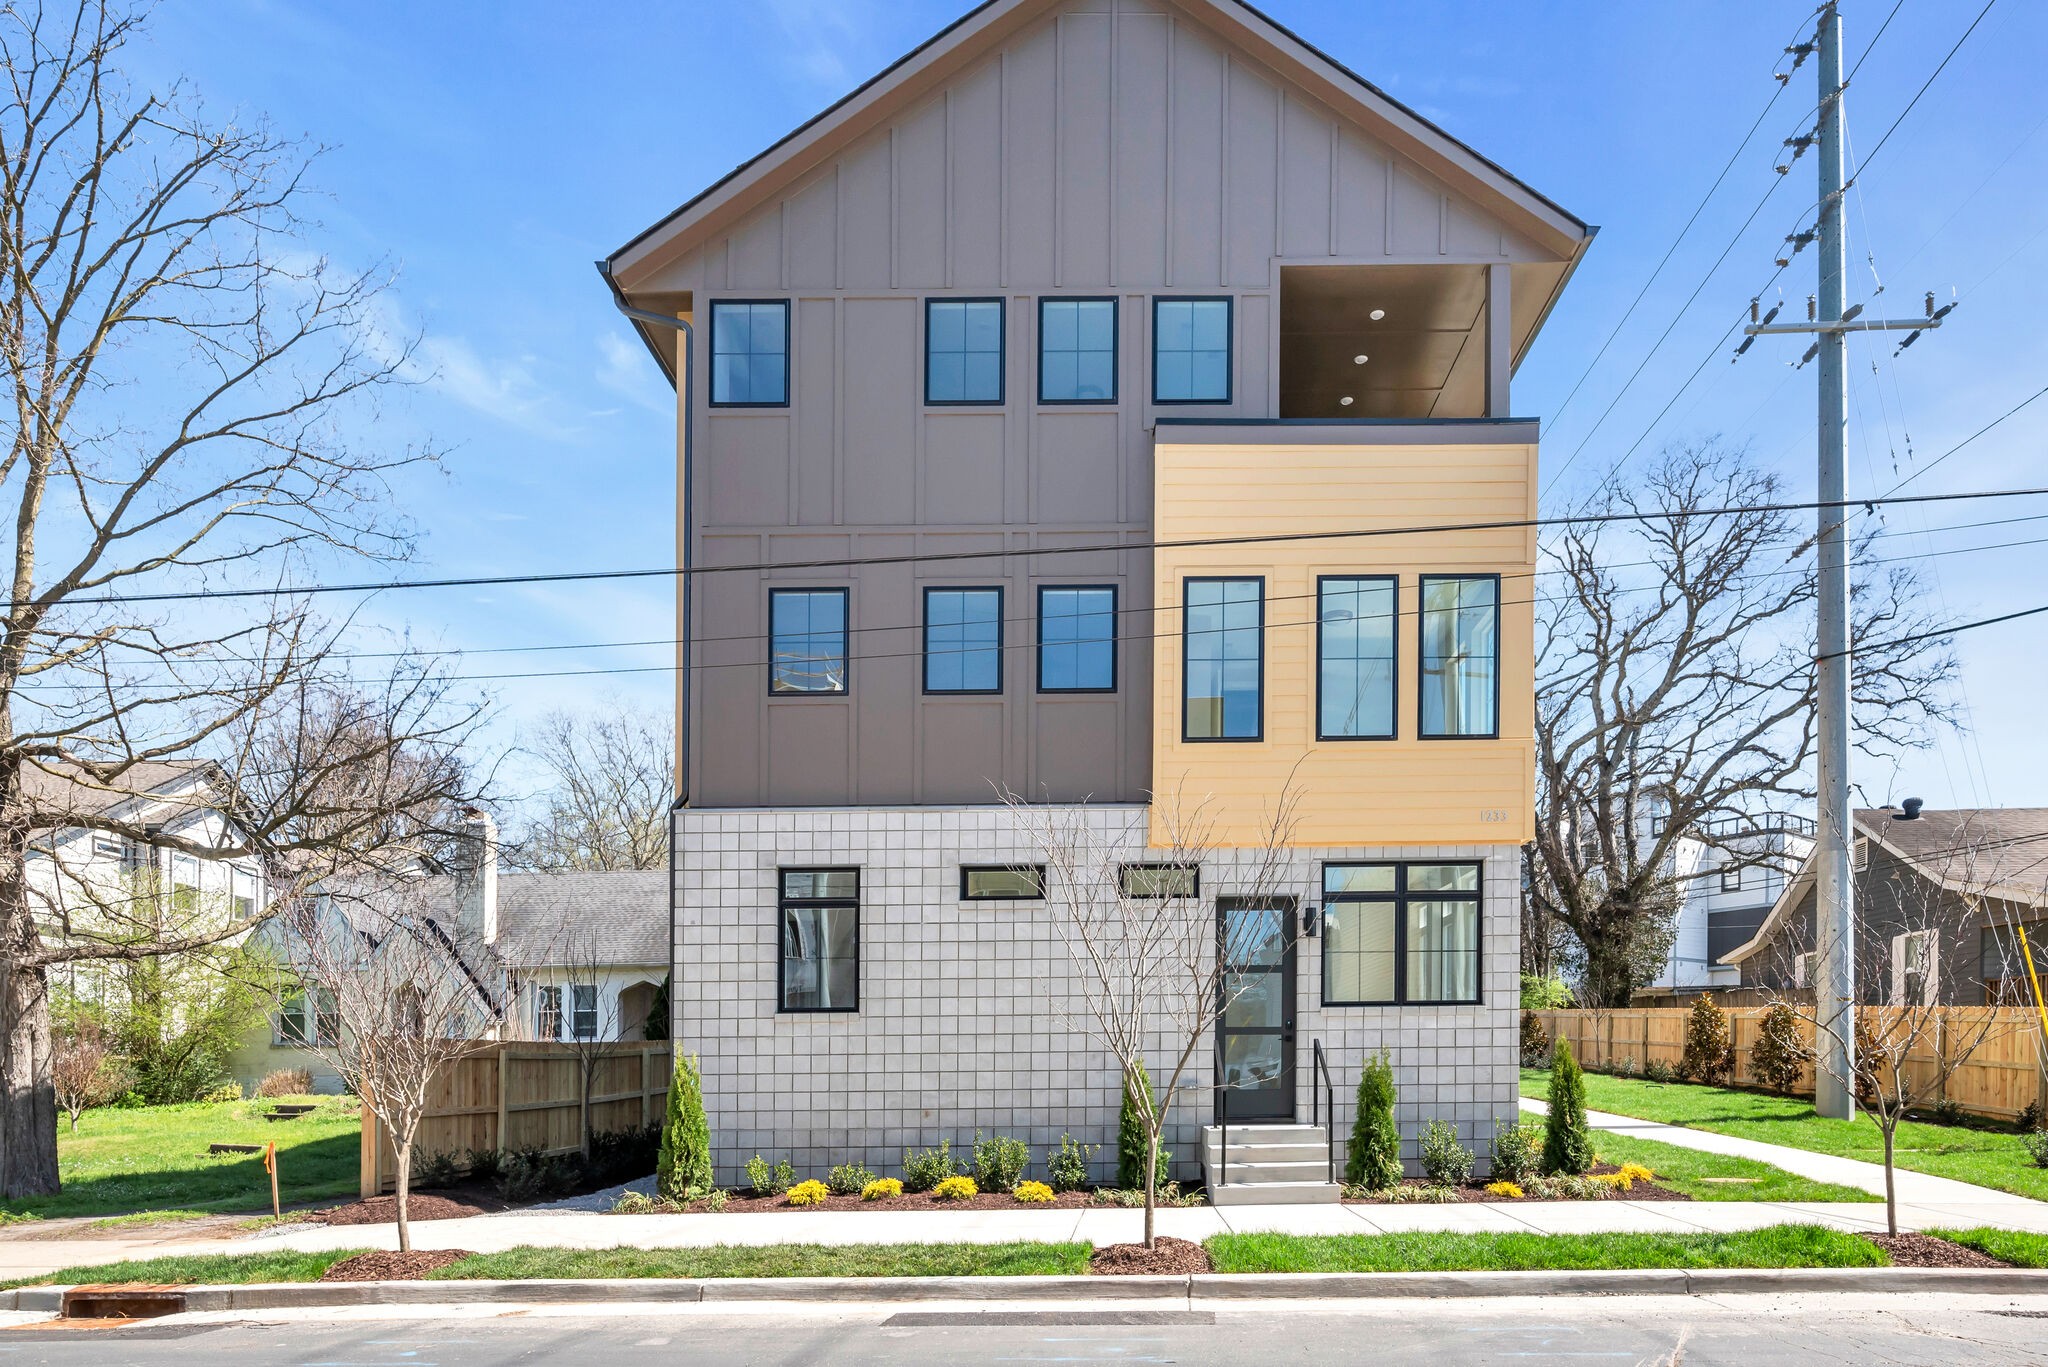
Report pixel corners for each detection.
[1150,440,1537,848]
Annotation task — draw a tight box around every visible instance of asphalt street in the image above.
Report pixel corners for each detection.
[3,1294,2048,1366]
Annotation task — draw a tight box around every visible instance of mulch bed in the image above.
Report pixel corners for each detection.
[1343,1165,1689,1205]
[1863,1233,2011,1268]
[674,1189,1098,1214]
[311,1191,509,1226]
[1089,1236,1212,1276]
[318,1249,475,1282]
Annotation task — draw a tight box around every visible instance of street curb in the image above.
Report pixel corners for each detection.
[7,1266,2048,1312]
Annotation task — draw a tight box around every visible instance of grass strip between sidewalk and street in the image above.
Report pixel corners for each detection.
[1928,1228,2048,1267]
[1522,1067,2048,1202]
[2,1248,365,1289]
[1207,1224,1886,1273]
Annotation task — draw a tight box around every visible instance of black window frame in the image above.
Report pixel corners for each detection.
[922,586,1004,695]
[1319,860,1484,1007]
[777,866,860,1014]
[959,864,1047,901]
[768,587,850,697]
[1036,296,1119,405]
[1417,572,1502,741]
[1036,584,1118,694]
[1150,295,1234,405]
[924,297,1006,407]
[1315,573,1399,742]
[1119,862,1201,899]
[1181,575,1265,743]
[1720,866,1743,894]
[707,298,792,408]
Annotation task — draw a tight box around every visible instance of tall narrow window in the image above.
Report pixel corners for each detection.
[709,300,789,406]
[779,868,859,1012]
[1038,298,1117,403]
[1418,575,1499,738]
[1183,578,1263,740]
[535,985,564,1041]
[923,587,1002,693]
[1322,862,1481,1006]
[1037,586,1116,692]
[1317,576,1396,739]
[1153,297,1231,403]
[769,588,848,695]
[926,299,1004,404]
[569,984,599,1041]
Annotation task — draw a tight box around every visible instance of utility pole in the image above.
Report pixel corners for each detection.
[1741,1,1947,1119]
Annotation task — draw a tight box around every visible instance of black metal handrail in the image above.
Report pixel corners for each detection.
[1310,1040,1335,1184]
[1213,1075,1228,1187]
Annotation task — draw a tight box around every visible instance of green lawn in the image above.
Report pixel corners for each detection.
[1207,1224,1885,1273]
[1929,1227,2048,1267]
[6,1095,361,1222]
[1522,1067,2048,1201]
[2,1248,366,1289]
[1585,1129,1876,1203]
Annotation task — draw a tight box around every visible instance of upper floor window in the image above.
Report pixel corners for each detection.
[1038,586,1116,692]
[926,299,1004,405]
[710,300,790,406]
[1039,297,1116,403]
[1720,866,1744,893]
[924,587,1002,694]
[1153,297,1231,404]
[780,868,859,1012]
[769,588,848,695]
[1183,578,1263,741]
[1419,575,1499,738]
[1318,575,1396,740]
[276,985,338,1047]
[1322,862,1482,1006]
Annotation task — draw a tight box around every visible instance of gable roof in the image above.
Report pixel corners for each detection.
[491,870,669,969]
[1720,807,2048,965]
[606,0,1591,289]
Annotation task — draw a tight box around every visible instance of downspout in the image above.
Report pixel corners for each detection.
[596,261,692,1043]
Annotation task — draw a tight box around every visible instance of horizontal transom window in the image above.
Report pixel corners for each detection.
[961,865,1046,900]
[1120,863,1199,899]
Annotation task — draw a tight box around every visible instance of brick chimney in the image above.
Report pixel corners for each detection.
[451,806,498,945]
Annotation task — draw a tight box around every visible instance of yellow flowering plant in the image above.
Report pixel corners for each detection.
[933,1175,979,1201]
[1013,1180,1055,1204]
[785,1179,830,1206]
[861,1177,903,1201]
[1483,1180,1524,1199]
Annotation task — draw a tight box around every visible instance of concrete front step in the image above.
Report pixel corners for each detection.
[1200,1124,1340,1205]
[1207,1179,1345,1207]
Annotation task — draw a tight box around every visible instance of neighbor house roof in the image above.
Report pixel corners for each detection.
[490,870,669,969]
[21,759,220,823]
[1720,807,2048,965]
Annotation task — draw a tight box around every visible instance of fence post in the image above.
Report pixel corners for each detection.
[495,1045,511,1155]
[640,1045,653,1129]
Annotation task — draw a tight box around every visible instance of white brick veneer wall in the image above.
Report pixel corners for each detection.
[672,804,1520,1187]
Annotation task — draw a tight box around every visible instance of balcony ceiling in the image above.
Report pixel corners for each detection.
[1279,265,1488,420]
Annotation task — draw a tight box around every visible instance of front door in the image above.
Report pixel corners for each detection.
[1215,896,1297,1122]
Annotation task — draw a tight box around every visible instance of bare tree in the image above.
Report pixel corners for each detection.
[50,1013,120,1132]
[523,922,628,1162]
[509,706,672,872]
[0,0,483,1196]
[1529,443,1954,1006]
[277,879,512,1252]
[1767,830,2043,1235]
[1004,783,1300,1249]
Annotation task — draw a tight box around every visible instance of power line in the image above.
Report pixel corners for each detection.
[1854,0,1998,174]
[1820,598,2048,661]
[1876,381,2048,497]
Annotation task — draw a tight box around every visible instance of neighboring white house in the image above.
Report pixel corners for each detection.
[1645,812,1815,995]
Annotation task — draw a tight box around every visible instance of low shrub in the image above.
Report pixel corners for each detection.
[198,1082,244,1104]
[704,1188,729,1213]
[973,1132,1030,1193]
[1013,1180,1055,1204]
[1046,1133,1095,1193]
[1484,1181,1524,1199]
[1488,1117,1543,1184]
[1613,1056,1638,1079]
[410,1149,462,1190]
[1931,1098,1963,1126]
[611,1190,681,1214]
[588,1125,663,1189]
[495,1146,582,1204]
[861,1177,903,1201]
[2023,1131,2048,1170]
[902,1140,955,1193]
[255,1069,312,1099]
[826,1162,876,1196]
[1644,1059,1677,1085]
[1419,1119,1473,1188]
[1522,1173,1609,1200]
[1091,1182,1201,1208]
[463,1148,503,1184]
[933,1175,979,1201]
[1616,1162,1655,1187]
[785,1180,830,1207]
[2019,1100,2044,1135]
[745,1154,796,1197]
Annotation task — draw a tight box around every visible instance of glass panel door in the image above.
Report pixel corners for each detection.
[1215,897,1296,1121]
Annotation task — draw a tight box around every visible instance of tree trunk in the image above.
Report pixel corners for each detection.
[1143,1132,1160,1249]
[394,1137,413,1254]
[0,949,57,1198]
[1882,1122,1898,1237]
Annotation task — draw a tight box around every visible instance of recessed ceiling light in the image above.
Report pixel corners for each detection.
[1353,354,1369,365]
[1339,396,1354,407]
[1369,308,1386,321]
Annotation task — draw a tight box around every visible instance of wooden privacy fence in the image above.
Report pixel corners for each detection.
[1534,1007,2048,1123]
[360,1041,672,1197]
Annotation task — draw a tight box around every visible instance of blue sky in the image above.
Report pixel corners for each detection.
[129,0,2048,811]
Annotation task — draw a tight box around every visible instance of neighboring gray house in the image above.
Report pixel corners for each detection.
[1722,807,2048,1007]
[603,0,1592,1197]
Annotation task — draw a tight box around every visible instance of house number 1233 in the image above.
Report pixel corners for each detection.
[1479,809,1511,823]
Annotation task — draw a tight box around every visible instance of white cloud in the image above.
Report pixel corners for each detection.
[595,331,673,417]
[415,334,578,439]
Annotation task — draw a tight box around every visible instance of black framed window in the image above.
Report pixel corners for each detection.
[779,868,858,1012]
[960,865,1045,900]
[1419,574,1500,738]
[1322,862,1482,1006]
[769,588,848,695]
[1183,577,1263,740]
[1720,866,1743,893]
[1038,297,1116,403]
[1120,863,1199,899]
[709,300,790,406]
[1317,575,1396,739]
[1152,297,1231,403]
[926,299,1004,404]
[1038,585,1116,692]
[923,587,1002,693]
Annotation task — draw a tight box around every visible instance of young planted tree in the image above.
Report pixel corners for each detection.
[1528,444,1953,1005]
[1678,994,1734,1086]
[50,1015,122,1132]
[1345,1050,1402,1191]
[657,1052,711,1202]
[1004,783,1300,1249]
[1750,1002,1813,1095]
[0,0,483,1197]
[1543,1037,1594,1176]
